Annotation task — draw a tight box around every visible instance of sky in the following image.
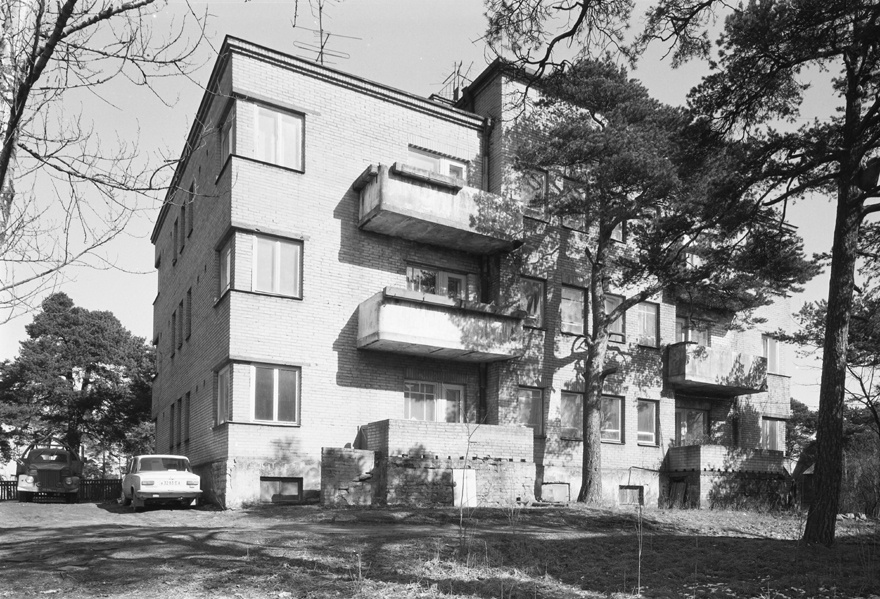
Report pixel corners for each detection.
[0,0,840,407]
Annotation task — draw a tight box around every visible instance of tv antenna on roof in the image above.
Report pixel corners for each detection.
[291,0,360,65]
[437,61,474,102]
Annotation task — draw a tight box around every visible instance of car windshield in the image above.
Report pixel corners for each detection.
[139,457,190,472]
[30,450,68,463]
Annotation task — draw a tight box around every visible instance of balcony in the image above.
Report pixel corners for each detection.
[664,444,784,474]
[355,163,521,254]
[357,287,523,362]
[667,342,767,396]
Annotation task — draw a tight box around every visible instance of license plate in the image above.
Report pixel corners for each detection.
[161,480,179,486]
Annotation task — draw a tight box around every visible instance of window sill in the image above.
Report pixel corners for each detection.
[237,154,304,175]
[247,420,301,428]
[239,288,303,301]
[560,437,583,442]
[601,440,624,445]
[637,443,659,448]
[636,344,659,350]
[213,288,231,307]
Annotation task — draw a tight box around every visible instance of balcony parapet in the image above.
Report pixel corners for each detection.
[667,342,767,396]
[357,287,524,362]
[356,163,522,254]
[664,444,784,474]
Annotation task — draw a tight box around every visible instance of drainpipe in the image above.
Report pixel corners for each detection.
[481,116,495,193]
[478,363,488,424]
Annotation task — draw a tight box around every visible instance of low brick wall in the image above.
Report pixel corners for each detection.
[321,448,375,507]
[664,445,784,473]
[359,419,533,462]
[320,448,535,507]
[379,456,535,506]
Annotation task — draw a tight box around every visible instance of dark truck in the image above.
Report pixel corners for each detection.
[16,438,83,503]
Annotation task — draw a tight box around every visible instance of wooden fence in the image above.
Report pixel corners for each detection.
[0,479,121,502]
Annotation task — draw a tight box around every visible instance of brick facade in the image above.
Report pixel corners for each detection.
[152,39,793,509]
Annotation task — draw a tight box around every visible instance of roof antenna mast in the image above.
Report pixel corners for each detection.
[291,0,360,66]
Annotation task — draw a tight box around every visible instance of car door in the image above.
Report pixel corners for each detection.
[122,458,135,497]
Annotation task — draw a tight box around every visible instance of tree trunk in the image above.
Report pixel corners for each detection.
[802,181,862,546]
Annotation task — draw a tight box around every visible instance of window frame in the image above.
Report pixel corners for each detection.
[560,285,586,336]
[610,220,627,243]
[251,364,301,425]
[219,103,235,172]
[520,277,546,329]
[637,399,659,446]
[253,103,305,172]
[170,310,177,356]
[406,147,468,179]
[761,417,784,451]
[252,234,304,299]
[635,301,660,348]
[762,334,779,373]
[675,407,709,445]
[219,237,232,297]
[403,379,466,423]
[676,317,711,346]
[604,294,625,343]
[560,390,584,440]
[177,299,184,348]
[600,395,623,443]
[406,264,471,300]
[520,170,548,219]
[516,386,544,437]
[216,365,231,426]
[185,288,192,340]
[187,182,195,236]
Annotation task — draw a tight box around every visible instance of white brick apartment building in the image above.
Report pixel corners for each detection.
[150,37,792,509]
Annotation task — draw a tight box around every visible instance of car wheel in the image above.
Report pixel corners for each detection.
[18,491,32,503]
[121,491,131,506]
[65,493,77,504]
[179,498,193,509]
[132,490,144,513]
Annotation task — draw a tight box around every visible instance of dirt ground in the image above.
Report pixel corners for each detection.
[1,499,878,599]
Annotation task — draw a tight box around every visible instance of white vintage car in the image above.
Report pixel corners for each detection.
[121,454,201,511]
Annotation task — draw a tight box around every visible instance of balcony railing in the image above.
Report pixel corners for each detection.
[357,287,523,362]
[664,444,784,473]
[667,342,767,396]
[355,163,521,254]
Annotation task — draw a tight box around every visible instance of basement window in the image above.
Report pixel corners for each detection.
[260,476,303,503]
[619,485,644,506]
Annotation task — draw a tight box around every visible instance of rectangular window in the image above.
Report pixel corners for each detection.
[406,265,469,300]
[184,392,191,442]
[403,381,464,423]
[179,204,186,253]
[560,391,583,439]
[611,221,626,243]
[601,396,622,442]
[636,302,659,347]
[253,235,303,298]
[185,288,192,340]
[676,317,710,346]
[560,286,585,335]
[260,476,303,503]
[172,218,179,262]
[169,404,175,452]
[516,387,544,436]
[220,106,235,167]
[219,237,232,295]
[177,300,184,348]
[605,294,625,343]
[762,334,779,373]
[675,408,708,445]
[252,365,300,423]
[216,365,230,425]
[254,104,303,170]
[187,183,195,236]
[176,398,183,447]
[619,485,644,505]
[520,277,545,328]
[637,400,658,445]
[561,178,586,230]
[171,310,177,355]
[761,417,783,451]
[407,147,467,179]
[520,170,547,217]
